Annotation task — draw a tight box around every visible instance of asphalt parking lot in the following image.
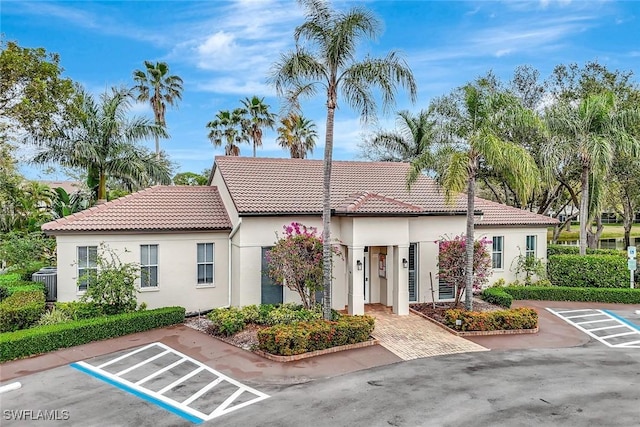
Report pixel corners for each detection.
[1,343,273,426]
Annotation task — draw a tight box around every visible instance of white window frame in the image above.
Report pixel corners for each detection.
[526,235,537,258]
[77,246,97,292]
[492,236,504,270]
[140,244,159,289]
[197,243,214,286]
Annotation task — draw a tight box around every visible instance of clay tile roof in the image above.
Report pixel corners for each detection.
[337,192,425,214]
[41,186,232,233]
[214,156,467,215]
[475,198,559,226]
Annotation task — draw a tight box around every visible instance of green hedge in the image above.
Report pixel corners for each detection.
[444,307,538,331]
[0,290,46,332]
[547,244,626,257]
[0,306,185,362]
[492,286,640,304]
[257,315,375,356]
[548,255,628,288]
[481,287,514,308]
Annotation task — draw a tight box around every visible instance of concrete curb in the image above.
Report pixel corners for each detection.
[409,308,539,337]
[253,339,379,363]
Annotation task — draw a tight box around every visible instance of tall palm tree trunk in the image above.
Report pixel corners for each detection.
[154,134,160,160]
[97,172,108,204]
[579,165,590,256]
[322,104,336,320]
[465,171,476,311]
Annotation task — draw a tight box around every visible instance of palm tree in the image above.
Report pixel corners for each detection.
[206,108,248,156]
[240,96,276,157]
[410,81,540,311]
[132,61,184,158]
[277,113,318,159]
[32,87,171,203]
[271,0,417,319]
[545,91,640,255]
[367,109,438,162]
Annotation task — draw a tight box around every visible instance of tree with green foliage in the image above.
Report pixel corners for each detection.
[411,79,540,311]
[172,171,208,186]
[276,113,318,159]
[239,96,276,157]
[132,61,183,158]
[206,108,248,156]
[271,0,416,319]
[363,109,438,163]
[0,39,77,141]
[545,91,640,255]
[31,87,171,203]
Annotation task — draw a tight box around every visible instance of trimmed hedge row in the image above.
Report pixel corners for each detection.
[444,307,538,331]
[547,244,627,257]
[548,255,628,288]
[0,290,46,332]
[257,315,375,356]
[482,286,640,307]
[0,306,185,362]
[481,287,513,308]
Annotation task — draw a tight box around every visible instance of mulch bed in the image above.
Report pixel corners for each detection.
[410,299,503,324]
[184,316,263,350]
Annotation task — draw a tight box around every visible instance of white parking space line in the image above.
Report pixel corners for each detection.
[71,342,269,424]
[547,308,640,349]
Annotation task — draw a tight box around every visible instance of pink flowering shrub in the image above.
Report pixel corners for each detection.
[266,222,340,309]
[437,235,492,306]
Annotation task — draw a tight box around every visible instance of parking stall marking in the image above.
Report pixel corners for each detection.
[71,342,269,424]
[547,308,640,349]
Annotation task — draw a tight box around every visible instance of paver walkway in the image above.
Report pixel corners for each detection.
[366,305,487,360]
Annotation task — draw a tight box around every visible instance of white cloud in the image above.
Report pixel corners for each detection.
[197,77,274,96]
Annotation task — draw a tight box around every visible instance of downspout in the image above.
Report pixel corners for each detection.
[226,218,242,308]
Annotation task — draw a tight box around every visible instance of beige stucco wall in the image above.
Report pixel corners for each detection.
[210,167,239,224]
[476,226,549,285]
[232,216,348,310]
[55,232,229,313]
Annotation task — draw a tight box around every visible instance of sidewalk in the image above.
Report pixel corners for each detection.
[0,324,401,385]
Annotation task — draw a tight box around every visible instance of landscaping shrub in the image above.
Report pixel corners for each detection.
[548,255,628,288]
[55,301,104,320]
[547,245,627,257]
[5,281,46,296]
[0,306,185,362]
[207,307,247,336]
[481,287,513,308]
[264,303,323,326]
[497,286,640,304]
[257,315,375,356]
[0,290,46,332]
[0,285,9,302]
[444,308,538,332]
[37,308,71,326]
[0,273,22,286]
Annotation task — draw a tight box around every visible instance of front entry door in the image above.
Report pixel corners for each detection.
[363,247,370,303]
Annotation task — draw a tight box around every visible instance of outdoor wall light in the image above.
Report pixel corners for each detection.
[356,260,363,270]
[402,258,408,268]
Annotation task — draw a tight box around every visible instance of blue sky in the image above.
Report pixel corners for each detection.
[3,0,639,180]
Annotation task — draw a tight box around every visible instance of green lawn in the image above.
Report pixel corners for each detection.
[549,224,640,242]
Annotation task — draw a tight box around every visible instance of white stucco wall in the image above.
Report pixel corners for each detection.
[476,226,549,285]
[55,232,229,313]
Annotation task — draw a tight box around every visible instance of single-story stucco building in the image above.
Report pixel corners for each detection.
[42,156,557,315]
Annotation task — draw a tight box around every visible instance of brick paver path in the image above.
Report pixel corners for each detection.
[367,305,488,360]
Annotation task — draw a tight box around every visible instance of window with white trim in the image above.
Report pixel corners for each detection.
[197,243,214,285]
[492,236,504,269]
[526,235,537,258]
[140,244,158,288]
[77,246,97,291]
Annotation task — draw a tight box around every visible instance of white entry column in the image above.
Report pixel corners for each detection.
[393,244,410,315]
[348,246,365,315]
